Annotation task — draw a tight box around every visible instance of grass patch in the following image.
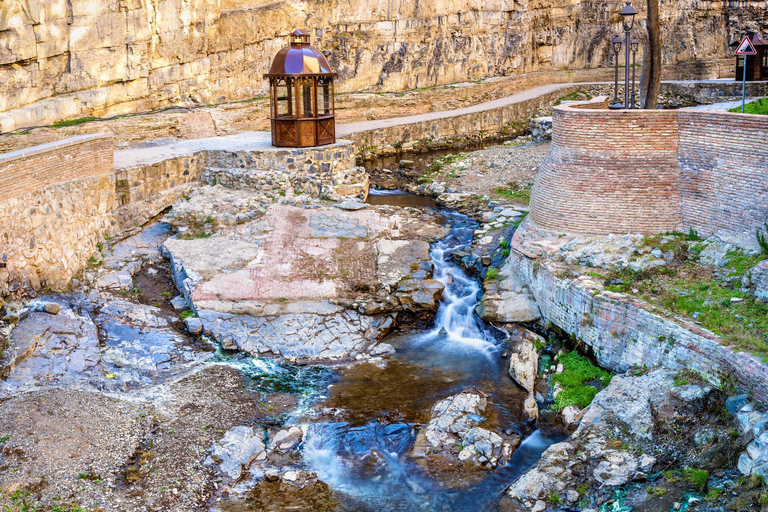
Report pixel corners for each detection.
[181,231,212,240]
[49,116,101,128]
[729,97,768,115]
[554,91,593,106]
[179,309,197,320]
[551,351,613,411]
[486,268,500,280]
[493,185,531,205]
[601,241,768,360]
[682,467,710,492]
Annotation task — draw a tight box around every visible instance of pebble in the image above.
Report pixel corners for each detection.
[41,302,61,315]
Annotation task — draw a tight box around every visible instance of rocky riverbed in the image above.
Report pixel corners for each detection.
[1,139,766,512]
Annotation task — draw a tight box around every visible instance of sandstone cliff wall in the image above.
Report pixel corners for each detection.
[1,0,760,132]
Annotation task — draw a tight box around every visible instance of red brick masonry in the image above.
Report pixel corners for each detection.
[531,99,768,249]
[0,134,114,202]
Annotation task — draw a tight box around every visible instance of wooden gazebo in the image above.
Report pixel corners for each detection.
[265,30,337,147]
[733,33,768,81]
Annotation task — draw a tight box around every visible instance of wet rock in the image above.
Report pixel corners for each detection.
[478,263,540,323]
[412,390,511,468]
[376,240,431,286]
[395,278,445,312]
[506,326,541,420]
[185,316,204,335]
[210,425,266,481]
[270,426,304,451]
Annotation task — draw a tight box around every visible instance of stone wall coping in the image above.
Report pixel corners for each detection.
[0,133,113,166]
[113,131,355,169]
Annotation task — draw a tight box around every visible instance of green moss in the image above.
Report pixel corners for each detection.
[551,351,613,411]
[486,268,500,279]
[179,309,197,320]
[181,231,212,240]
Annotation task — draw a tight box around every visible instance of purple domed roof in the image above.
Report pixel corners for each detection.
[267,30,335,76]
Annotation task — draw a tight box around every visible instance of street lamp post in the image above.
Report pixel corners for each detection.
[630,37,639,108]
[610,36,624,109]
[619,1,637,109]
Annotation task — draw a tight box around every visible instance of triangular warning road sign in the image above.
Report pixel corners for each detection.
[735,36,758,55]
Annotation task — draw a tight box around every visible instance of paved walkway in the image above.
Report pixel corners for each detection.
[336,82,608,136]
[114,78,752,169]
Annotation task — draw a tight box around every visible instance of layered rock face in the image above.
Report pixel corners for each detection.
[0,0,755,130]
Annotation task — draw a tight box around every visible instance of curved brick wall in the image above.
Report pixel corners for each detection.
[530,101,768,246]
[678,111,768,250]
[530,101,684,234]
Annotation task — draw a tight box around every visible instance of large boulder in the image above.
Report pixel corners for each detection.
[412,390,513,468]
[507,369,731,508]
[506,326,541,420]
[478,263,540,323]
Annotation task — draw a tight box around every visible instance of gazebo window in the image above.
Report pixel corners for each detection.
[264,29,337,147]
[275,79,293,117]
[318,78,333,116]
[301,78,314,118]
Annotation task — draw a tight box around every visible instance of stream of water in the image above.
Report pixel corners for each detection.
[225,191,562,511]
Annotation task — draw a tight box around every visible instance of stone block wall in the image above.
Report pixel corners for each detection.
[114,154,206,234]
[343,86,583,156]
[0,175,116,295]
[507,237,768,401]
[530,100,684,234]
[530,101,768,248]
[678,111,768,250]
[0,135,116,294]
[203,141,367,199]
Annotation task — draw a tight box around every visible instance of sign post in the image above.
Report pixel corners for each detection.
[735,36,758,113]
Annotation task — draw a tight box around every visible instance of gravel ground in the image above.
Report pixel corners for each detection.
[0,365,296,512]
[442,139,548,197]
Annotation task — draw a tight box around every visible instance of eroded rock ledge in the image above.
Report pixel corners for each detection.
[162,187,449,363]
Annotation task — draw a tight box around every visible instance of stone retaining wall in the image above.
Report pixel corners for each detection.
[343,85,586,156]
[508,232,768,402]
[0,135,367,296]
[530,100,768,249]
[202,142,367,199]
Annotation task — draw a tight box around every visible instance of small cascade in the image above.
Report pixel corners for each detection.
[228,192,562,511]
